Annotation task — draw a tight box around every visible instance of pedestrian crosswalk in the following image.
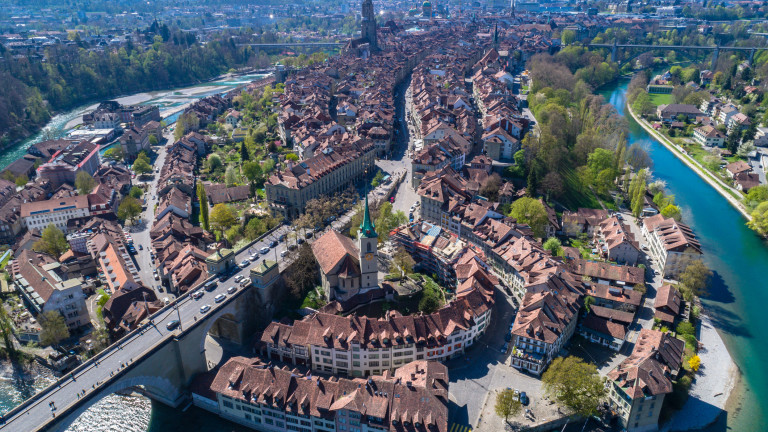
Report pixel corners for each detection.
[449,423,472,432]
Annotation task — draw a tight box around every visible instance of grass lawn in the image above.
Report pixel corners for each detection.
[560,168,603,210]
[649,93,673,106]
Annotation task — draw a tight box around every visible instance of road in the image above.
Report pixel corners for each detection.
[130,130,172,298]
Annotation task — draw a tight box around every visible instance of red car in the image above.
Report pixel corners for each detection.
[390,196,395,203]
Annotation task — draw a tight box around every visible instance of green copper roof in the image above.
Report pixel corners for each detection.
[359,193,377,238]
[251,259,277,275]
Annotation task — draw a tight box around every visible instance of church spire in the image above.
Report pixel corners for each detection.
[359,191,377,238]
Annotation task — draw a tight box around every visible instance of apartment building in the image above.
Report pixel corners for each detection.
[594,216,641,265]
[37,140,101,188]
[266,142,375,220]
[262,278,493,378]
[641,214,702,278]
[12,249,89,330]
[198,357,449,432]
[692,125,725,148]
[21,195,90,233]
[607,329,684,432]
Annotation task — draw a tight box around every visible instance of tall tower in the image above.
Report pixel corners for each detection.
[361,0,378,50]
[358,192,379,291]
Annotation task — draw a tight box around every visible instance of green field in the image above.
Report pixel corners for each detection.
[649,93,673,106]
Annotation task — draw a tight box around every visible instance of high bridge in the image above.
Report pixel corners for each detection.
[239,42,346,48]
[0,225,292,432]
[589,42,766,69]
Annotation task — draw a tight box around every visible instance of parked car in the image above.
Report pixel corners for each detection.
[199,304,211,314]
[501,343,508,353]
[163,297,170,305]
[240,259,250,268]
[192,291,204,300]
[214,294,226,303]
[138,244,143,250]
[297,238,305,245]
[204,281,218,291]
[234,275,244,283]
[270,240,278,248]
[165,320,180,331]
[227,286,237,294]
[288,244,297,251]
[239,278,250,287]
[520,392,529,406]
[260,246,270,255]
[280,250,289,258]
[305,232,313,239]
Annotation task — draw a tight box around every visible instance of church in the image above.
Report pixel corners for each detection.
[311,194,380,303]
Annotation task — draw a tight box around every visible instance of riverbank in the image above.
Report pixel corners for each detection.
[662,309,738,432]
[626,105,752,221]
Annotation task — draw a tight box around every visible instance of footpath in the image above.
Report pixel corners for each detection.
[626,106,752,221]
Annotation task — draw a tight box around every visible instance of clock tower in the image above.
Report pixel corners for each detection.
[358,192,379,291]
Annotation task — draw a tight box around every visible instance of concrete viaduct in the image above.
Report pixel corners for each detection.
[589,42,766,69]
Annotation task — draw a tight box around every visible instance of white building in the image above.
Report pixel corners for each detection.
[641,214,702,278]
[20,195,90,233]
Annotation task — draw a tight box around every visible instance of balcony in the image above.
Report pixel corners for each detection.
[510,345,545,365]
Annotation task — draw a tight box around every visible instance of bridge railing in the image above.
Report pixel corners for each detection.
[0,223,286,424]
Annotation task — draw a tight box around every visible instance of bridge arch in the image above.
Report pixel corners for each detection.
[50,375,181,432]
[198,302,242,371]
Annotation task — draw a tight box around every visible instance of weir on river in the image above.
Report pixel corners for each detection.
[600,77,768,431]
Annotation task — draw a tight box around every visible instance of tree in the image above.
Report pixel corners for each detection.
[495,389,523,424]
[561,29,576,45]
[626,143,652,170]
[632,91,656,116]
[543,237,562,256]
[748,201,768,235]
[661,204,682,221]
[197,183,210,231]
[34,224,69,257]
[0,306,16,357]
[240,140,249,161]
[148,134,159,146]
[509,197,548,238]
[479,174,502,201]
[285,153,299,161]
[132,155,152,176]
[14,174,28,187]
[39,311,70,348]
[629,169,648,217]
[371,171,385,188]
[284,243,319,299]
[688,355,701,372]
[225,165,238,187]
[678,259,712,301]
[129,186,143,199]
[418,279,442,314]
[737,140,755,158]
[117,197,142,223]
[725,129,741,154]
[584,295,595,314]
[210,203,238,234]
[207,153,223,173]
[104,146,124,162]
[391,248,415,277]
[375,202,407,242]
[75,171,96,195]
[542,356,606,417]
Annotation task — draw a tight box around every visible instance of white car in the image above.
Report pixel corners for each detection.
[192,291,204,300]
[260,246,270,255]
[240,259,250,268]
[199,304,211,314]
[214,294,226,303]
[234,275,244,283]
[280,250,289,258]
[227,286,237,294]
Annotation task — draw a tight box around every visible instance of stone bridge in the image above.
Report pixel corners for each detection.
[589,42,765,68]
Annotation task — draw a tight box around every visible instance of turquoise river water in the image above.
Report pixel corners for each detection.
[600,77,768,431]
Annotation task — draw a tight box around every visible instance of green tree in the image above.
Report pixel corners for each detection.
[584,295,595,314]
[508,197,548,238]
[632,91,656,116]
[418,280,442,314]
[391,248,416,277]
[129,186,143,199]
[75,171,96,195]
[207,153,223,173]
[197,183,210,231]
[117,196,142,223]
[14,174,28,187]
[225,165,238,187]
[284,243,319,299]
[39,311,70,348]
[210,203,238,234]
[0,306,16,357]
[371,171,385,188]
[678,259,712,301]
[542,356,606,417]
[661,204,683,221]
[748,201,768,235]
[629,169,648,217]
[560,29,576,45]
[132,155,152,175]
[285,153,299,161]
[745,185,768,209]
[495,389,523,424]
[104,146,124,162]
[148,134,159,146]
[375,202,407,242]
[543,237,562,256]
[34,224,69,257]
[240,141,249,161]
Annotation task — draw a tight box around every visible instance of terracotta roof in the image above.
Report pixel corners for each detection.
[311,230,360,275]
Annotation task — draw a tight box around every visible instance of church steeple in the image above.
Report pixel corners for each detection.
[359,192,377,238]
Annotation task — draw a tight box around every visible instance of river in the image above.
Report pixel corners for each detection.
[599,78,768,431]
